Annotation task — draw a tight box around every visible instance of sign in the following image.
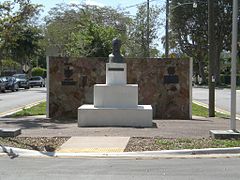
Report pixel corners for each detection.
[61,60,76,86]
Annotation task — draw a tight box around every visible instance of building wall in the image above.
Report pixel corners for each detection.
[48,57,191,120]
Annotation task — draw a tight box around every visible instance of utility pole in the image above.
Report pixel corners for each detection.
[165,0,169,58]
[230,0,238,131]
[147,0,150,57]
[208,0,215,117]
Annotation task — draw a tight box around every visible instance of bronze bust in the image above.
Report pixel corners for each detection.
[109,38,124,63]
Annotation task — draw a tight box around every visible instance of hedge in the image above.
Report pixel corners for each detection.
[31,67,47,77]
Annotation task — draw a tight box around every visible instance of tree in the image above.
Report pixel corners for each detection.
[44,3,130,57]
[169,0,208,84]
[66,23,120,57]
[169,0,239,85]
[126,4,163,57]
[44,3,164,58]
[0,0,43,72]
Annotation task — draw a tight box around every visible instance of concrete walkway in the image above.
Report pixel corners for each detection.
[0,116,239,138]
[58,137,130,153]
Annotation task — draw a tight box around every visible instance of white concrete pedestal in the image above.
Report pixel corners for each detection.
[78,62,153,127]
[78,105,152,127]
[94,84,138,108]
[106,63,126,85]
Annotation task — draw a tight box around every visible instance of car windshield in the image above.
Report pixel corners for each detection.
[13,74,26,79]
[0,77,6,81]
[30,77,41,80]
[1,77,14,82]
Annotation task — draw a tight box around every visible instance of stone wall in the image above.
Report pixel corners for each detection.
[48,57,192,120]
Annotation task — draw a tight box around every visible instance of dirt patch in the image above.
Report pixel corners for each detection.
[0,137,69,152]
[125,137,161,152]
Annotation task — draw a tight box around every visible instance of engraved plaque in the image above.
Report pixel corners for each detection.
[108,68,124,71]
[62,80,77,86]
[164,75,179,84]
[61,61,76,86]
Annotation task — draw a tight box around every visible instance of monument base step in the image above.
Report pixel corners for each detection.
[94,84,138,108]
[78,104,152,127]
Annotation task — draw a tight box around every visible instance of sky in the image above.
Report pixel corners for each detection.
[31,0,165,17]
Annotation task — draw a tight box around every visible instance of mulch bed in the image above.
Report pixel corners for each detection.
[124,137,162,152]
[2,137,238,153]
[1,137,160,152]
[0,137,69,152]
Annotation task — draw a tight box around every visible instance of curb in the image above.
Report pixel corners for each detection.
[1,146,240,159]
[193,100,240,120]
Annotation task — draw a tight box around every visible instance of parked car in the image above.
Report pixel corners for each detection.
[0,77,6,93]
[13,74,30,89]
[1,76,19,92]
[29,76,45,87]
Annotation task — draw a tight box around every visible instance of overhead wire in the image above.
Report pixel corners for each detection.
[122,0,158,10]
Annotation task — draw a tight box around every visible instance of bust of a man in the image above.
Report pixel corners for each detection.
[109,38,124,63]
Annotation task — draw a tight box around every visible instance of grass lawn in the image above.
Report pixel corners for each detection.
[11,101,46,117]
[155,138,240,150]
[192,102,230,118]
[10,101,230,118]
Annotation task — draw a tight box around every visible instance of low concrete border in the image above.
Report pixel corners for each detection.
[1,146,240,159]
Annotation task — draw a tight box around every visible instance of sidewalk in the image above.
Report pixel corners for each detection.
[1,116,240,157]
[0,116,239,138]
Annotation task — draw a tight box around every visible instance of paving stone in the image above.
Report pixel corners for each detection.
[210,130,240,139]
[58,136,130,153]
[0,128,21,137]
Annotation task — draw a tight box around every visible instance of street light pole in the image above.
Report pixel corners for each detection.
[165,0,169,58]
[230,0,238,131]
[147,0,150,57]
[208,0,215,117]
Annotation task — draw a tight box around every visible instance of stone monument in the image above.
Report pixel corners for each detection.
[78,38,153,127]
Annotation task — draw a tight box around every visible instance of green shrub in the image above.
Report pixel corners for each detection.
[220,74,240,85]
[32,67,46,77]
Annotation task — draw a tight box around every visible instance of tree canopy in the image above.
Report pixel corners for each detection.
[169,0,239,84]
[44,4,130,57]
[0,0,43,71]
[44,3,163,58]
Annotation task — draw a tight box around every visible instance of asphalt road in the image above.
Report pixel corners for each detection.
[0,87,46,116]
[193,87,240,115]
[0,157,240,180]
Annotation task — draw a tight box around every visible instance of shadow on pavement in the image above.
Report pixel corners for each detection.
[0,117,76,130]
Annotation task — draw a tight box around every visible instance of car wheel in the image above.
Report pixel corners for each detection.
[31,86,33,88]
[16,84,19,91]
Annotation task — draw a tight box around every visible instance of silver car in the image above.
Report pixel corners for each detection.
[29,76,45,87]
